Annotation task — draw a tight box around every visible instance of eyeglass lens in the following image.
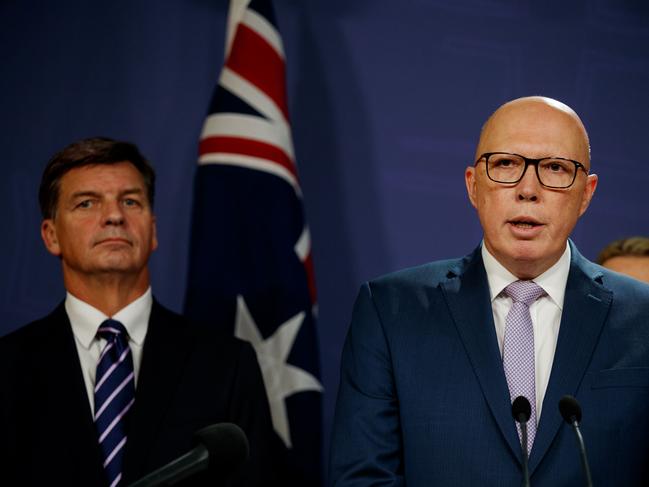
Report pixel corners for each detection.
[487,153,576,188]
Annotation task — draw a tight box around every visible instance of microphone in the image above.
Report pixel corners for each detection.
[128,422,249,487]
[558,395,593,487]
[511,396,531,487]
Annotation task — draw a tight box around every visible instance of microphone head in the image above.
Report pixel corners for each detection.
[558,395,582,424]
[511,396,532,423]
[194,423,250,472]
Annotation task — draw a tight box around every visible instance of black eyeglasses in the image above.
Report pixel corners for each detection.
[474,152,588,189]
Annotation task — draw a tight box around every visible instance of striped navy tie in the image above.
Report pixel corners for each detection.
[94,319,136,487]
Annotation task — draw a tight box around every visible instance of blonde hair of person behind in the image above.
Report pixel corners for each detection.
[597,236,649,265]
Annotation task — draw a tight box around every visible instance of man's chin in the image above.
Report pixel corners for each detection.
[508,239,548,259]
[505,242,567,278]
[93,257,139,274]
[490,240,544,262]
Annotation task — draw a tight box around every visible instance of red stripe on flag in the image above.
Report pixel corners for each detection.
[199,136,298,181]
[226,23,289,121]
[304,252,317,305]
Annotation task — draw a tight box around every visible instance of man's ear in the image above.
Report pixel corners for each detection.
[150,215,158,252]
[578,173,598,217]
[465,166,478,209]
[41,219,61,256]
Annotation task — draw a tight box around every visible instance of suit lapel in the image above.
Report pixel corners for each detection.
[122,301,194,483]
[529,245,612,473]
[42,304,105,482]
[441,248,523,462]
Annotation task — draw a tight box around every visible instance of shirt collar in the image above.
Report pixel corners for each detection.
[481,241,571,310]
[65,287,152,349]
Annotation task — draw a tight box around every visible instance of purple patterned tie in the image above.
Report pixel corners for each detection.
[502,280,545,454]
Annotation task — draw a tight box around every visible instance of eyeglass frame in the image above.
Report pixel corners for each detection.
[474,152,589,189]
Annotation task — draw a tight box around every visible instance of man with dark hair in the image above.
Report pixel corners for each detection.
[38,137,156,220]
[598,236,649,283]
[330,97,649,485]
[0,137,277,486]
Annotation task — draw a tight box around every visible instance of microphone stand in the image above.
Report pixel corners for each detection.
[519,419,530,487]
[568,417,593,487]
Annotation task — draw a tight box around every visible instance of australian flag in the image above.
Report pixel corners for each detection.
[184,0,323,484]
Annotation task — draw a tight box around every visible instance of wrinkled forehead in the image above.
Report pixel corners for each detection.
[476,99,591,167]
[58,162,148,197]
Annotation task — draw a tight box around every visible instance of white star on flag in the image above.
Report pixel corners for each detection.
[234,295,323,448]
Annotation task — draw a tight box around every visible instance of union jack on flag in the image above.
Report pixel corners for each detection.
[184,0,323,484]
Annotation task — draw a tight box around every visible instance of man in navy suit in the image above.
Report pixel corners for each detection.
[0,138,278,486]
[330,97,649,485]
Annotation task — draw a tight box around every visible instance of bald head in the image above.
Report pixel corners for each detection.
[465,96,598,279]
[476,96,591,170]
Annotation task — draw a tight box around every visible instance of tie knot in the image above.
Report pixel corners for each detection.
[504,280,545,306]
[97,319,128,342]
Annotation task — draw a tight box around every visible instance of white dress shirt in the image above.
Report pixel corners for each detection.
[65,288,152,413]
[482,243,571,421]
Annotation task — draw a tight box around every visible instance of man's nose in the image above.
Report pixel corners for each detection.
[517,164,540,202]
[102,200,125,225]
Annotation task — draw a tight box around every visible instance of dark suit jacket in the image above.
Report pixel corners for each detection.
[330,242,649,486]
[0,300,280,486]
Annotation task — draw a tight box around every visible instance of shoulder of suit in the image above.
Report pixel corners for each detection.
[151,300,251,351]
[367,253,475,291]
[569,244,649,300]
[0,302,67,345]
[590,263,649,298]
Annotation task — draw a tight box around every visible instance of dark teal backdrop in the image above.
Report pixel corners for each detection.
[2,0,648,479]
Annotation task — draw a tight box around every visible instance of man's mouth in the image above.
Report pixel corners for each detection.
[508,219,543,229]
[95,237,132,246]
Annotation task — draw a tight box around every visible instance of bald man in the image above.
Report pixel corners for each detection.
[330,97,649,486]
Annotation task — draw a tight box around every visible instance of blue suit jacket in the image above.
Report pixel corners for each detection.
[330,242,649,486]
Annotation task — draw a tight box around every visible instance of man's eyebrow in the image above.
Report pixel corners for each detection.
[70,190,100,200]
[68,188,144,200]
[120,188,144,196]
